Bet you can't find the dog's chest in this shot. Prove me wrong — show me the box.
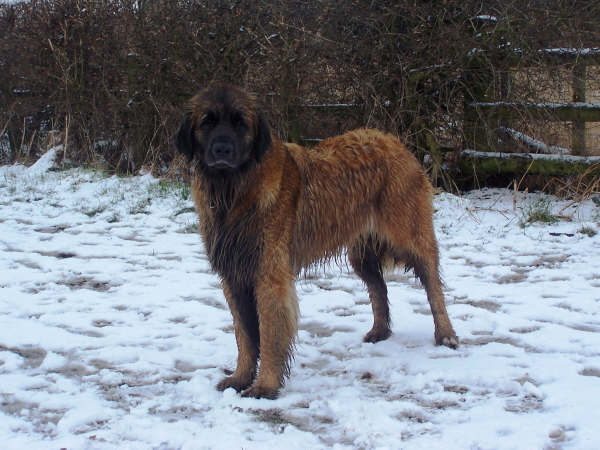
[203,208,263,286]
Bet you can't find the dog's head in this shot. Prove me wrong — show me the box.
[176,85,271,173]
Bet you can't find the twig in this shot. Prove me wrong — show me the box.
[63,114,69,166]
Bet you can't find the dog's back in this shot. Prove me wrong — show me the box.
[286,128,433,271]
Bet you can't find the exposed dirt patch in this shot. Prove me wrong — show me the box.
[15,259,42,270]
[553,302,583,312]
[457,299,502,312]
[444,385,469,394]
[504,393,543,413]
[464,258,489,269]
[0,345,47,368]
[34,224,69,234]
[169,316,187,324]
[461,336,543,353]
[37,250,77,259]
[513,374,540,386]
[530,254,569,268]
[579,367,600,377]
[0,394,64,437]
[246,407,336,436]
[471,330,494,336]
[148,404,210,422]
[51,362,96,378]
[156,254,182,261]
[567,323,600,333]
[313,280,355,294]
[58,325,104,338]
[397,409,430,423]
[510,326,541,334]
[186,296,227,310]
[174,360,210,373]
[300,321,354,338]
[57,276,115,292]
[92,319,113,328]
[497,272,528,284]
[117,232,151,243]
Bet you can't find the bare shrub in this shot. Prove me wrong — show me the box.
[1,0,599,179]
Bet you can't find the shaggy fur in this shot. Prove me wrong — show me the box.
[176,85,458,399]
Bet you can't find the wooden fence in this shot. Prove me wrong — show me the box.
[459,48,600,187]
[464,48,600,156]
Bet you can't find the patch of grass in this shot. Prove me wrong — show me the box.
[578,226,597,237]
[128,197,152,215]
[83,204,107,217]
[519,197,559,227]
[147,181,169,199]
[106,212,121,223]
[179,222,198,233]
[174,206,196,216]
[111,190,126,203]
[69,178,83,192]
[147,180,190,201]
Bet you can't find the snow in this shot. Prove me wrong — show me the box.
[497,127,569,155]
[26,146,61,175]
[542,48,600,56]
[474,15,498,22]
[1,158,600,449]
[470,101,600,110]
[462,148,600,164]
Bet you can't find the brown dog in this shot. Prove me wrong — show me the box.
[176,85,458,399]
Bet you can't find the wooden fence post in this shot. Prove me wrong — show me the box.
[463,57,494,151]
[572,62,587,155]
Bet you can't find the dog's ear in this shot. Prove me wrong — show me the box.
[175,113,195,162]
[254,113,272,161]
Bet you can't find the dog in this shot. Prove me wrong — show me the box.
[175,85,458,399]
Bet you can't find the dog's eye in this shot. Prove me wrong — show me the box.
[231,113,247,129]
[201,112,217,127]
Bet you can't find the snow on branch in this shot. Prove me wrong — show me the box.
[541,48,600,56]
[461,149,600,164]
[497,127,569,155]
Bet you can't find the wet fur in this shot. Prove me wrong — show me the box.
[176,85,458,399]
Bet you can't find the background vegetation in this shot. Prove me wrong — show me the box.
[1,0,599,186]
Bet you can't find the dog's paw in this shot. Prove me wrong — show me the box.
[436,332,459,349]
[363,326,392,343]
[241,384,279,399]
[216,375,252,393]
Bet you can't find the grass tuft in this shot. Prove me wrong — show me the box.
[147,181,190,201]
[519,197,559,227]
[578,226,597,237]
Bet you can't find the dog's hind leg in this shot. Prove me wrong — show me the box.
[378,172,458,348]
[349,238,392,343]
[216,282,260,392]
[402,241,458,348]
[386,223,459,348]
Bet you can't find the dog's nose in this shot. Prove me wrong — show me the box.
[212,142,233,160]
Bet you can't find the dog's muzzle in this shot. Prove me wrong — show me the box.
[208,138,237,169]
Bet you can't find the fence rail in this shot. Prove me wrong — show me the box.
[464,48,600,156]
[467,102,600,122]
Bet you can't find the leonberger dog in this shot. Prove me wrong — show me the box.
[176,85,458,399]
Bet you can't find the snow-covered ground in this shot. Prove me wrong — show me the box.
[1,152,599,449]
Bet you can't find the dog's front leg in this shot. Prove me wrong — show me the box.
[216,281,260,393]
[241,257,299,399]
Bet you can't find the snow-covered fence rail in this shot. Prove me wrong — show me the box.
[467,102,600,123]
[459,149,600,186]
[464,48,600,157]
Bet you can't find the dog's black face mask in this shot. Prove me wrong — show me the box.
[175,86,271,173]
